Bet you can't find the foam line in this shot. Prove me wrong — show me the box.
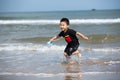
[0,44,119,52]
[0,72,119,77]
[0,18,120,25]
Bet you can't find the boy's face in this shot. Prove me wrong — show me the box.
[59,21,68,31]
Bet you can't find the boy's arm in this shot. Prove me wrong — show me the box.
[50,35,60,41]
[76,32,88,40]
[47,35,60,45]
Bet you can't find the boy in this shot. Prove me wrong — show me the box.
[48,18,88,62]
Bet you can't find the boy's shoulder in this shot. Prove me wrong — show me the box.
[68,28,76,32]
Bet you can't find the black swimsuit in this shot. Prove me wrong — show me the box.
[58,29,79,56]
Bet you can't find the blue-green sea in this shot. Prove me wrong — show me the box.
[0,10,120,80]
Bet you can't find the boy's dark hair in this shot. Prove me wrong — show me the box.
[60,18,70,25]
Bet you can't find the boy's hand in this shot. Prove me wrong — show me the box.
[47,41,53,45]
[84,36,88,40]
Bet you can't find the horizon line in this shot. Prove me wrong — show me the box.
[0,9,120,13]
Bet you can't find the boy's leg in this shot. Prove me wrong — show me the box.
[72,50,81,63]
[64,52,71,61]
[72,50,81,58]
[64,52,69,58]
[64,44,72,62]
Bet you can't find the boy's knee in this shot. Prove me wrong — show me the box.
[72,50,79,55]
[64,52,67,56]
[64,52,70,58]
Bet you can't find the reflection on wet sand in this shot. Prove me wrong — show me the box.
[65,75,81,80]
[61,61,82,80]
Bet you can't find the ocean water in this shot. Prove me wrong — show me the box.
[0,10,120,80]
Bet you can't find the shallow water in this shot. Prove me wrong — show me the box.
[0,44,120,80]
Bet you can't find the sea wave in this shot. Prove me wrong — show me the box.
[0,43,119,53]
[0,72,119,77]
[0,43,64,52]
[104,60,120,65]
[0,18,120,25]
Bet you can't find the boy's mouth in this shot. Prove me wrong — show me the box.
[60,28,64,31]
[61,28,68,32]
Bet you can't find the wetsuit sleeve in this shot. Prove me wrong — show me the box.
[70,29,77,35]
[58,31,63,37]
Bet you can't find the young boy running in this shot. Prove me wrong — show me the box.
[48,18,88,62]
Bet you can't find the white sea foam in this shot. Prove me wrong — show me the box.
[0,43,64,52]
[0,72,119,77]
[0,18,120,25]
[0,43,119,53]
[91,48,120,52]
[104,61,120,64]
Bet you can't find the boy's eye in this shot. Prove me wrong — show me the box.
[60,24,64,26]
[60,22,67,26]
